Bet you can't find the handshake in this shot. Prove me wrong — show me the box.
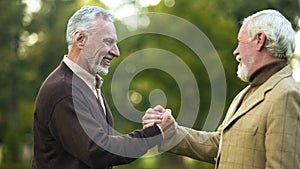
[142,105,178,137]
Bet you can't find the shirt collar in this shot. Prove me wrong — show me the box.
[63,55,103,89]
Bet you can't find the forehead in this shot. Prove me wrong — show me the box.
[92,18,117,38]
[237,23,248,40]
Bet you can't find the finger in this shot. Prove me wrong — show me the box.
[143,110,162,124]
[145,108,163,116]
[153,105,165,113]
[143,113,162,121]
[143,119,162,125]
[145,108,157,114]
[159,120,174,132]
[165,108,172,115]
[160,113,176,132]
[161,110,172,119]
[143,122,155,129]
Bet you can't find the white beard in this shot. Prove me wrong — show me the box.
[88,55,109,75]
[237,63,249,82]
[96,65,109,75]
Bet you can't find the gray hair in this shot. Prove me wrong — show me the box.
[66,6,114,51]
[243,9,296,59]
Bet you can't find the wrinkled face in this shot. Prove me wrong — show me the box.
[233,24,256,82]
[83,18,119,75]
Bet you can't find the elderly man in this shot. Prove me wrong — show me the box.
[144,9,300,169]
[32,6,175,169]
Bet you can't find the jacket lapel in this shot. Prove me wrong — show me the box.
[224,87,266,129]
[222,86,250,126]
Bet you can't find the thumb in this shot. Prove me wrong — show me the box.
[165,108,172,115]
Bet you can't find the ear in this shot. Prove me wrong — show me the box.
[74,31,87,49]
[256,33,266,51]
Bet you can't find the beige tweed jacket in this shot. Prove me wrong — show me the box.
[160,65,300,169]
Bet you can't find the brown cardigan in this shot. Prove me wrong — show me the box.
[32,62,162,169]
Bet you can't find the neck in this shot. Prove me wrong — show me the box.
[67,50,94,75]
[249,59,287,86]
[67,49,80,63]
[248,52,286,78]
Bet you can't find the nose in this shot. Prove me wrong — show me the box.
[109,44,120,57]
[233,47,238,57]
[233,46,242,62]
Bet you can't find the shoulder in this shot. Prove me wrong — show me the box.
[271,74,300,98]
[34,63,75,125]
[38,63,73,100]
[34,62,82,117]
[265,65,300,99]
[265,74,300,116]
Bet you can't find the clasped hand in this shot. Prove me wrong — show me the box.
[142,105,177,137]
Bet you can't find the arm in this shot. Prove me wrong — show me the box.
[49,96,162,168]
[160,125,220,163]
[143,105,220,163]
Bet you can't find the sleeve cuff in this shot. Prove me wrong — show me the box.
[155,124,164,140]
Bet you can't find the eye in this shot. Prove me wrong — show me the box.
[103,38,116,46]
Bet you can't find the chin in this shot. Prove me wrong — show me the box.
[237,65,249,82]
[101,70,109,75]
[96,66,109,75]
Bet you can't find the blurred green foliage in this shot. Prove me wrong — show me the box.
[0,0,299,169]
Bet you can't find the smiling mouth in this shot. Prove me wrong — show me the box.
[236,55,242,62]
[102,57,112,67]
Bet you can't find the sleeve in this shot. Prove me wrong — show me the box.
[265,88,300,169]
[159,125,220,163]
[48,95,162,168]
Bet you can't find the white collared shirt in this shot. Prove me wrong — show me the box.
[63,55,106,114]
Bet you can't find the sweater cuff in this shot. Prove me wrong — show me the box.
[142,125,163,148]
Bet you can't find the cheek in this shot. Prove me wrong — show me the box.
[97,55,107,66]
[239,45,248,54]
[95,45,110,56]
[84,44,97,56]
[95,55,102,63]
[239,47,252,62]
[86,39,105,52]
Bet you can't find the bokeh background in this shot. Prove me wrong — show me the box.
[0,0,299,169]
